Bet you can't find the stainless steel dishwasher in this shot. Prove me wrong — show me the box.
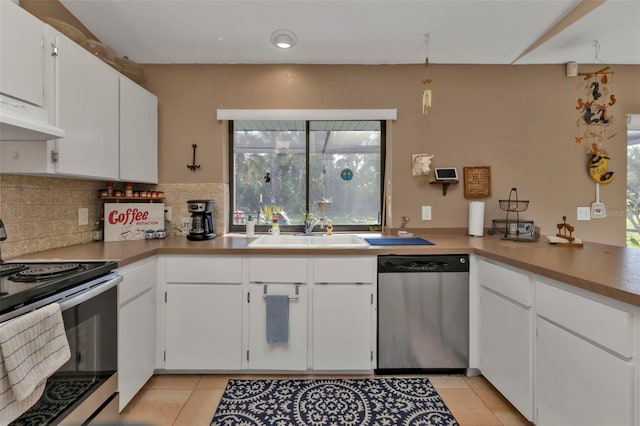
[376,255,469,373]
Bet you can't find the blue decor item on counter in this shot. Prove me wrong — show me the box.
[364,237,434,246]
[265,294,289,343]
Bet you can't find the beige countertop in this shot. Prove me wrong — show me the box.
[10,233,640,308]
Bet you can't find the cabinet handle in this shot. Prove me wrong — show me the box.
[51,43,58,57]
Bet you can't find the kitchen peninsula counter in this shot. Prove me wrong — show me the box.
[10,233,640,307]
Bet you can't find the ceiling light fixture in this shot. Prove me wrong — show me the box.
[271,29,297,49]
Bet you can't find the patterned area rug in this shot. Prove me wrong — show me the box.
[211,377,459,426]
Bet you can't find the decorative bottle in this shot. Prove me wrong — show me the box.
[270,214,280,236]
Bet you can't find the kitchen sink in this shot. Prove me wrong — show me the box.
[248,234,370,248]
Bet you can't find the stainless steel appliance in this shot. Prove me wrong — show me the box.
[0,261,121,425]
[186,199,216,241]
[376,255,469,374]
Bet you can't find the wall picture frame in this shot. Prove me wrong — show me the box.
[463,166,491,198]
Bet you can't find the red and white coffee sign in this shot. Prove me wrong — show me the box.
[104,203,164,242]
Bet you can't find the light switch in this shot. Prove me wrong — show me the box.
[577,206,591,221]
[78,207,89,226]
[421,206,432,221]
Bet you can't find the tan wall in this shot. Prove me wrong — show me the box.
[142,63,640,246]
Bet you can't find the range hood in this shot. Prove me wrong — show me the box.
[0,95,65,141]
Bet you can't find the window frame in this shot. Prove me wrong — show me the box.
[228,119,386,234]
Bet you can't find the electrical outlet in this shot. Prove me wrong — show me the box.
[78,207,89,226]
[421,206,432,221]
[164,206,172,222]
[577,206,591,221]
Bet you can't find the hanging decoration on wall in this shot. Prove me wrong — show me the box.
[340,167,353,181]
[573,41,616,184]
[186,144,200,171]
[421,33,432,115]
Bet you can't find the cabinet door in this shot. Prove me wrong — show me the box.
[479,288,532,420]
[53,30,119,179]
[0,0,45,107]
[118,288,154,410]
[312,285,372,370]
[165,284,242,370]
[119,76,158,183]
[248,284,307,370]
[535,317,634,426]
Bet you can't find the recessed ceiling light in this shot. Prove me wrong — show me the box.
[271,29,297,49]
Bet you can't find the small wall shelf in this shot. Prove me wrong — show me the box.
[430,179,459,196]
[99,197,165,203]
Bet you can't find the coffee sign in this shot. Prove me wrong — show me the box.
[104,203,164,242]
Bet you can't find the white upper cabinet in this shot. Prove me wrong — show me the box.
[119,76,158,183]
[0,0,64,140]
[0,0,44,107]
[52,28,120,179]
[0,9,157,181]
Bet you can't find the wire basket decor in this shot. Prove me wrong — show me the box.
[499,199,529,212]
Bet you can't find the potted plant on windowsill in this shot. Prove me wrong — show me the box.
[316,197,333,214]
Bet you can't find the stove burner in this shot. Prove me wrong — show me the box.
[0,263,28,277]
[10,263,84,282]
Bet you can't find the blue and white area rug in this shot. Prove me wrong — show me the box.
[210,377,459,426]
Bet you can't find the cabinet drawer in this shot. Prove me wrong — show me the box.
[478,259,531,307]
[165,256,242,284]
[118,258,156,305]
[248,257,307,283]
[313,257,375,283]
[536,280,633,358]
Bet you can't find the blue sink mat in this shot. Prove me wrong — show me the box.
[364,237,434,246]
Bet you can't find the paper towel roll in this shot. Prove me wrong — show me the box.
[468,201,485,237]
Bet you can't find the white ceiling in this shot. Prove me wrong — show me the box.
[59,0,640,65]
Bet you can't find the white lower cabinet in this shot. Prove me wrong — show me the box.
[479,288,532,420]
[162,256,243,370]
[311,256,376,371]
[312,284,373,370]
[165,283,243,369]
[478,260,533,420]
[535,316,634,426]
[117,258,156,411]
[478,258,639,426]
[157,255,376,373]
[534,279,635,426]
[248,283,308,370]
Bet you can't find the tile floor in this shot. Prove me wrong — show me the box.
[119,374,533,426]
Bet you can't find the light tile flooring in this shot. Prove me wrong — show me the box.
[119,374,533,426]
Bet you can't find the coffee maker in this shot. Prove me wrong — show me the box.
[186,200,216,240]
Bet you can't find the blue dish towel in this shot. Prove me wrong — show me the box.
[265,295,289,343]
[364,237,434,246]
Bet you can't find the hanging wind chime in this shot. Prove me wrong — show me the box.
[574,40,616,185]
[421,34,432,115]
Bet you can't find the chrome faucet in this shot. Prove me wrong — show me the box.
[303,217,325,235]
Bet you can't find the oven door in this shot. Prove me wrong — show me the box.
[6,273,122,426]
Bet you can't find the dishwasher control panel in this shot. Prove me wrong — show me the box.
[378,255,469,273]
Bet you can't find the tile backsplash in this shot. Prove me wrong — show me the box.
[156,182,227,237]
[0,175,103,259]
[0,175,228,259]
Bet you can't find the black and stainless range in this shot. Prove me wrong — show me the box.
[0,260,122,425]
